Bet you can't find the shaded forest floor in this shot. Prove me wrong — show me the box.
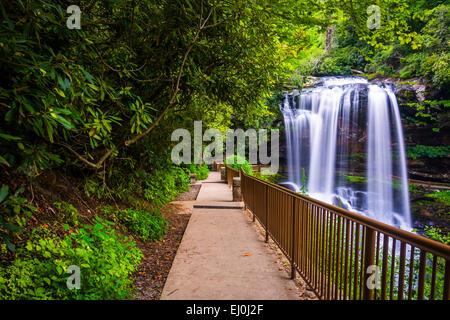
[0,168,199,299]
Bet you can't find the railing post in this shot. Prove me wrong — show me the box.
[220,166,226,181]
[252,176,255,221]
[417,250,427,300]
[265,184,269,243]
[242,171,246,210]
[232,177,242,202]
[252,175,255,222]
[291,197,296,279]
[362,227,376,300]
[444,259,450,300]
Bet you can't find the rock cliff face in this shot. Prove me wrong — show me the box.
[391,78,449,183]
[375,77,429,103]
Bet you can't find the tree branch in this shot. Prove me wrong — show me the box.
[57,142,101,168]
[60,5,219,169]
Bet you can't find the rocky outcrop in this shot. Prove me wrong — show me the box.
[368,77,432,104]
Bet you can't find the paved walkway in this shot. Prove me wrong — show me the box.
[160,171,299,300]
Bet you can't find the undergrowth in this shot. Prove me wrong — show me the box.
[0,163,208,299]
[0,217,143,300]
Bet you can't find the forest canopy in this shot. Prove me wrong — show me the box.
[0,0,302,173]
[1,0,448,174]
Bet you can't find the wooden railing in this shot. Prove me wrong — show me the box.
[239,168,450,300]
[226,166,240,187]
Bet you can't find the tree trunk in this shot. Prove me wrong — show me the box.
[325,25,336,52]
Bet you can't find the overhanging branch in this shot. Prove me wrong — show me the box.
[59,5,219,169]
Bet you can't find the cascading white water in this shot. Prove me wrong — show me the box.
[280,77,412,229]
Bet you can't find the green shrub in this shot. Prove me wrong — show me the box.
[423,52,450,86]
[408,183,422,195]
[316,46,363,76]
[0,185,36,251]
[225,155,252,174]
[426,190,450,206]
[0,216,143,299]
[196,164,210,180]
[139,167,190,207]
[406,145,450,160]
[83,165,191,207]
[423,226,450,245]
[173,166,192,188]
[102,206,167,242]
[184,164,210,180]
[253,171,281,184]
[399,52,426,78]
[53,201,79,227]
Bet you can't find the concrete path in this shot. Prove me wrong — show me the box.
[160,171,300,300]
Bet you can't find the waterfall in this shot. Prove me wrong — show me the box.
[280,77,411,230]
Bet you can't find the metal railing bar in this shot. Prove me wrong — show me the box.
[234,166,450,300]
[238,168,450,259]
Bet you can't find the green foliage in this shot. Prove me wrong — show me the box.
[286,26,326,77]
[0,216,143,299]
[53,201,79,227]
[406,145,450,160]
[364,46,398,76]
[299,168,308,195]
[314,217,448,300]
[0,0,447,176]
[381,246,447,300]
[101,206,167,242]
[426,190,450,206]
[253,171,281,184]
[84,164,190,208]
[139,167,190,207]
[344,175,367,184]
[184,164,209,181]
[423,225,450,244]
[317,46,364,76]
[291,1,450,95]
[405,99,449,133]
[408,183,421,195]
[0,185,36,251]
[349,153,367,161]
[367,3,449,87]
[0,0,302,173]
[225,155,253,175]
